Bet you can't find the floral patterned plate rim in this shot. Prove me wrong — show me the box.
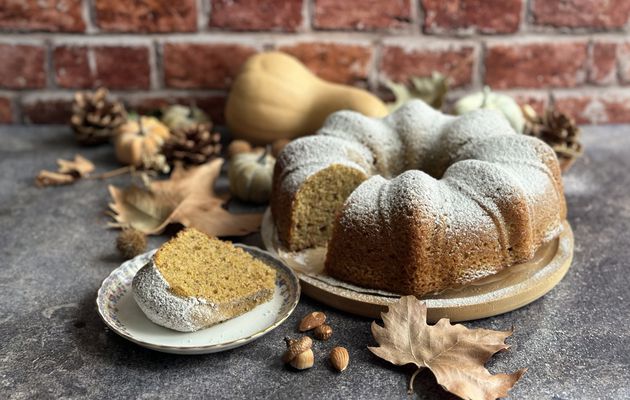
[96,244,300,354]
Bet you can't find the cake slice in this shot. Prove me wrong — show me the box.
[133,228,276,332]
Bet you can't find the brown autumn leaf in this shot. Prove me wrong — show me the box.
[35,170,76,187]
[368,296,526,400]
[56,154,95,177]
[108,158,262,236]
[35,154,95,187]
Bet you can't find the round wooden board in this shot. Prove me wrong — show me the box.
[261,209,574,321]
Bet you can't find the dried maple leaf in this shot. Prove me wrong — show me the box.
[108,158,262,237]
[35,154,95,187]
[368,296,526,400]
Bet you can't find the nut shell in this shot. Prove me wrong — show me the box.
[227,140,252,158]
[299,311,326,332]
[282,336,312,363]
[289,348,314,370]
[313,324,333,341]
[271,139,290,158]
[330,347,349,372]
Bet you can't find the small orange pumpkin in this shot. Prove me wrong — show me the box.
[114,117,170,167]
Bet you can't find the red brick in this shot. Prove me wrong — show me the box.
[602,96,630,123]
[278,43,372,84]
[0,44,46,89]
[588,42,617,85]
[94,0,197,32]
[422,0,522,34]
[554,92,630,124]
[54,46,91,89]
[532,0,630,29]
[210,0,303,32]
[163,43,256,89]
[618,43,630,84]
[0,0,85,32]
[21,98,73,124]
[313,0,411,30]
[95,47,151,89]
[126,94,228,124]
[380,45,475,88]
[54,46,151,90]
[485,42,588,89]
[0,97,12,123]
[553,96,593,124]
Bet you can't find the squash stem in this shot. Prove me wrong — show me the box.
[481,86,491,108]
[258,145,271,164]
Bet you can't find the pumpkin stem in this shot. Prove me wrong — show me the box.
[138,116,145,137]
[258,145,271,164]
[481,86,491,108]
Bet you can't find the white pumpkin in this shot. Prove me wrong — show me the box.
[454,87,525,133]
[228,149,275,204]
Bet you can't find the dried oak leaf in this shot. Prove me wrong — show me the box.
[56,154,95,177]
[368,296,526,400]
[35,170,76,187]
[108,158,262,236]
[35,154,95,187]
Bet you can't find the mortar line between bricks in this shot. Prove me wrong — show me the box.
[1,31,629,44]
[18,88,229,99]
[148,41,160,90]
[473,41,485,90]
[301,0,313,33]
[367,38,383,91]
[197,0,210,33]
[44,39,55,90]
[14,86,630,101]
[409,0,421,35]
[5,92,21,124]
[82,0,98,34]
[521,0,531,34]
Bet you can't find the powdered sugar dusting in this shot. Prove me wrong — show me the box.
[133,261,224,332]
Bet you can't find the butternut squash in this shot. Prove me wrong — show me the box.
[225,51,388,145]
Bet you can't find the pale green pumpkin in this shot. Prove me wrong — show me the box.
[454,87,524,133]
[228,149,275,204]
[161,105,210,131]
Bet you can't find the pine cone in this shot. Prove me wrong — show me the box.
[70,88,127,145]
[523,106,583,172]
[162,123,222,166]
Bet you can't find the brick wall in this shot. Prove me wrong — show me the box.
[1,0,630,125]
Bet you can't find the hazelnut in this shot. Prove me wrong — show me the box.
[271,139,290,158]
[227,140,252,158]
[313,324,333,341]
[329,346,349,372]
[299,311,326,332]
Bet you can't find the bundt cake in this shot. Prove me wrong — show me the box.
[271,100,566,296]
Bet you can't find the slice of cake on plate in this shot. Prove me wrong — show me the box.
[133,228,276,332]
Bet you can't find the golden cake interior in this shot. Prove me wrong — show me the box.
[289,165,367,251]
[154,228,276,303]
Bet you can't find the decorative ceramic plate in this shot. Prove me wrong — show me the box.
[261,208,574,322]
[96,244,300,354]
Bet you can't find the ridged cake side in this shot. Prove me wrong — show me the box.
[271,100,567,296]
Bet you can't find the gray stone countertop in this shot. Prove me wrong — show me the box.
[0,125,628,400]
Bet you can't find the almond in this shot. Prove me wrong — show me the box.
[298,311,326,332]
[330,346,349,372]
